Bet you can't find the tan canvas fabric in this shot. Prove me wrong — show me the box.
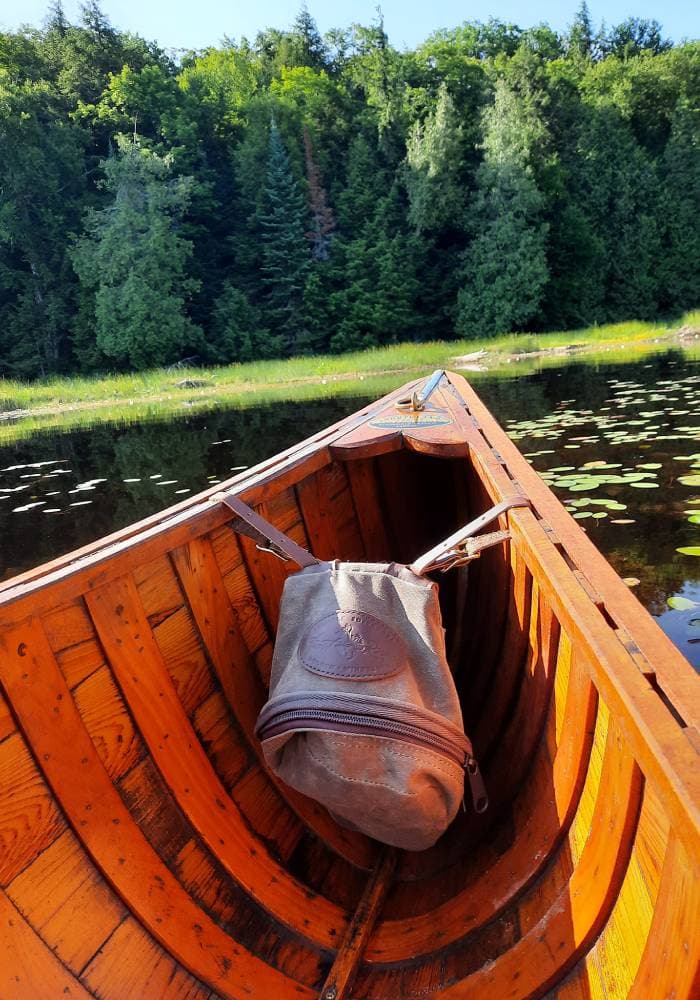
[256,561,470,851]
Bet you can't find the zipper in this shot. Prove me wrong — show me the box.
[256,706,489,813]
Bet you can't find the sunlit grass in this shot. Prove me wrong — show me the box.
[0,312,697,436]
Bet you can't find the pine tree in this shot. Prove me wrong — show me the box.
[258,120,311,351]
[71,138,201,368]
[335,134,386,235]
[45,0,69,35]
[573,107,661,321]
[457,79,549,337]
[0,80,85,376]
[303,127,335,261]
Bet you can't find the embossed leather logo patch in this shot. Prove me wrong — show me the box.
[299,610,406,680]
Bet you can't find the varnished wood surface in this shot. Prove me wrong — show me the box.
[0,371,697,999]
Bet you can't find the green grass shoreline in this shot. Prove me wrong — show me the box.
[1,314,698,447]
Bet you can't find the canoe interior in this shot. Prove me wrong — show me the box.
[0,373,697,999]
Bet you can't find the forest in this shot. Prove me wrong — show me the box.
[0,1,698,378]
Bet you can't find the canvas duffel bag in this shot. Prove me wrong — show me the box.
[220,493,528,851]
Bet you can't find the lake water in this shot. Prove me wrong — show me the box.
[1,349,698,668]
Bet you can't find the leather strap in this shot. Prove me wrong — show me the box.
[216,493,530,576]
[215,494,320,568]
[410,496,530,576]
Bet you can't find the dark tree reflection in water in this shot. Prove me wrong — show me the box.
[0,350,698,668]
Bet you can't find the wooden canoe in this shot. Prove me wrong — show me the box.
[0,371,697,1000]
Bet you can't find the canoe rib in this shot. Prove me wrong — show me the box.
[0,618,314,998]
[85,574,350,950]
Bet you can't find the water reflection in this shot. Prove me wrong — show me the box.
[0,400,367,581]
[0,350,698,668]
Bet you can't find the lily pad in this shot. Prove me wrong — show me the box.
[622,578,640,587]
[667,595,699,611]
[688,514,700,525]
[676,547,700,557]
[678,475,700,487]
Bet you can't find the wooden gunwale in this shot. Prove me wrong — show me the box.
[449,372,699,729]
[439,375,699,855]
[0,378,421,602]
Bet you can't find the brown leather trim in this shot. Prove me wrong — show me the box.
[218,494,320,568]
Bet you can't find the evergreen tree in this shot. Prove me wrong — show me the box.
[0,10,696,376]
[45,1,69,35]
[406,83,465,234]
[292,6,328,70]
[335,134,386,235]
[568,1,595,59]
[574,107,661,320]
[0,80,86,376]
[457,79,549,337]
[209,283,276,362]
[657,100,700,311]
[71,138,200,368]
[331,182,423,351]
[257,120,310,351]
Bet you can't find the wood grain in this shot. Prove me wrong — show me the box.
[0,616,314,998]
[86,575,349,948]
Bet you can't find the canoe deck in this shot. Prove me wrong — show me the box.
[0,372,697,999]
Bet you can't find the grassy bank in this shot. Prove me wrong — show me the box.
[0,314,697,437]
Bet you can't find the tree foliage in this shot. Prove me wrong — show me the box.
[71,138,200,368]
[0,3,697,375]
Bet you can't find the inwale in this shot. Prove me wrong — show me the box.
[0,371,697,999]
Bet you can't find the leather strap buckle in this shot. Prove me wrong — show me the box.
[411,496,531,576]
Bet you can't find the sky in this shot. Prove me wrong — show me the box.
[2,0,698,53]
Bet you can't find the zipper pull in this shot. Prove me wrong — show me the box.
[464,755,489,813]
